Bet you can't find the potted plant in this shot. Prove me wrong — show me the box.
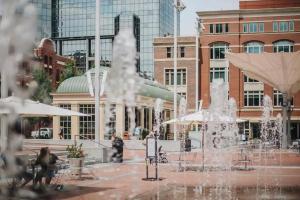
[66,143,85,176]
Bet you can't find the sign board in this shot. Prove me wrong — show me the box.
[146,137,156,158]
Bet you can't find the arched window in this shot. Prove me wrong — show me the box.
[210,43,229,59]
[244,42,264,54]
[273,40,294,53]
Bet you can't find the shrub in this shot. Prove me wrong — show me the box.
[66,143,84,158]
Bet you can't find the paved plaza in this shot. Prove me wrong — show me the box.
[27,148,300,200]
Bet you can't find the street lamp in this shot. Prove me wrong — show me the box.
[95,0,101,144]
[173,0,185,141]
[195,18,205,112]
[195,17,204,132]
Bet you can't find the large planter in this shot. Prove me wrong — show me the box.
[68,157,84,177]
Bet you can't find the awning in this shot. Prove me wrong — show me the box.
[226,51,300,98]
[163,110,247,124]
[0,96,88,117]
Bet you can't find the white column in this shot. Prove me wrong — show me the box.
[52,103,60,140]
[100,103,105,140]
[149,108,153,132]
[116,104,125,138]
[71,104,79,139]
[140,107,145,129]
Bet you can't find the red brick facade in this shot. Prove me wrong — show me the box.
[153,36,199,112]
[154,0,300,139]
[197,1,300,138]
[34,38,73,89]
[240,0,300,9]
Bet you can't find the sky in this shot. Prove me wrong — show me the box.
[180,0,239,36]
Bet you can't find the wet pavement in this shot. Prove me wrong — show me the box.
[26,149,300,200]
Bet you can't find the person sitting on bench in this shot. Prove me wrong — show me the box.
[33,147,59,189]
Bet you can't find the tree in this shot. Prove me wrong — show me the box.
[59,61,81,84]
[32,68,52,104]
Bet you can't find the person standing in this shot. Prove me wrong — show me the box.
[111,133,124,163]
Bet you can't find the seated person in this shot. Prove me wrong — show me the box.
[34,147,59,188]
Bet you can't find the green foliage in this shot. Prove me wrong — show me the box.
[141,128,149,140]
[66,143,84,158]
[32,68,52,104]
[59,61,81,84]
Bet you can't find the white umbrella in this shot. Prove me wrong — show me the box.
[0,96,88,117]
[163,110,246,171]
[226,51,300,98]
[163,110,246,124]
[226,51,300,148]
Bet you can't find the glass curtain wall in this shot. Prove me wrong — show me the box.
[52,0,175,76]
[30,0,52,41]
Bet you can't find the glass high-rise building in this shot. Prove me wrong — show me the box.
[30,0,52,41]
[49,0,177,77]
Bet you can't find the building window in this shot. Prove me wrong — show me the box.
[180,47,185,58]
[249,23,258,33]
[165,69,174,85]
[178,92,186,99]
[210,43,228,59]
[244,75,259,83]
[244,42,264,54]
[167,47,172,58]
[273,90,294,107]
[225,24,229,33]
[273,40,294,53]
[289,21,294,31]
[243,24,248,33]
[215,24,223,33]
[210,67,228,82]
[273,22,278,32]
[273,90,283,107]
[60,104,71,139]
[279,21,289,32]
[244,91,263,107]
[259,23,264,32]
[79,104,95,140]
[210,24,214,33]
[274,21,294,32]
[165,69,186,86]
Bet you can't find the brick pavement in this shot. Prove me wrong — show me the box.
[37,149,300,200]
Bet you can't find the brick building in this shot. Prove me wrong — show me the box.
[199,0,300,139]
[154,0,300,140]
[153,36,199,113]
[34,38,73,89]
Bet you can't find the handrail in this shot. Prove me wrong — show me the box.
[74,135,111,148]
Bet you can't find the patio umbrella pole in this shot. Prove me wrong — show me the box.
[202,124,205,171]
[287,98,292,146]
[282,93,288,149]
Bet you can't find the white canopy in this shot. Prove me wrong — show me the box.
[0,96,88,117]
[226,51,300,98]
[163,110,246,125]
[226,51,300,148]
